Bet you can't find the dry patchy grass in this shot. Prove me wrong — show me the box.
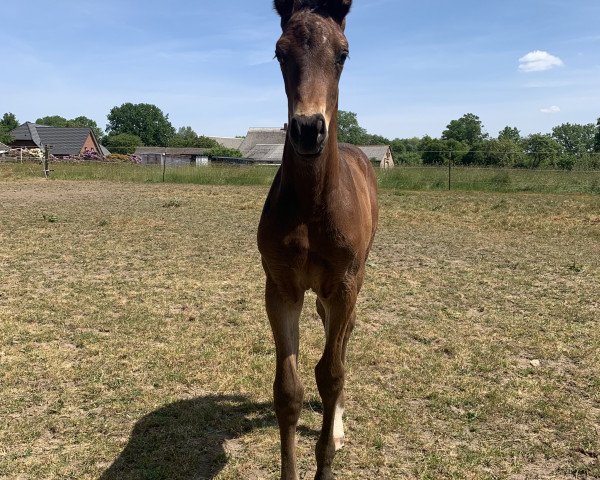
[0,180,598,479]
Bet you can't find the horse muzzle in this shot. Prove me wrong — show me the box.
[289,114,327,157]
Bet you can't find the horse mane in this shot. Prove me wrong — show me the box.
[274,0,351,25]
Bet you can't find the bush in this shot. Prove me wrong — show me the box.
[103,133,143,155]
[573,153,600,170]
[396,152,422,165]
[208,146,242,158]
[556,155,575,171]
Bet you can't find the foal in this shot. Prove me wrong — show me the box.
[257,1,378,478]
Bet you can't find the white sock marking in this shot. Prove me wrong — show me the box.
[333,404,345,450]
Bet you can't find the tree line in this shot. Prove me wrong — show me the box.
[338,111,600,170]
[2,105,600,169]
[0,105,241,157]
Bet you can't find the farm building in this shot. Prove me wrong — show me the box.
[246,144,285,165]
[0,142,10,157]
[134,147,210,166]
[358,145,395,168]
[208,137,244,151]
[9,122,104,158]
[100,145,111,157]
[229,125,394,167]
[238,126,287,156]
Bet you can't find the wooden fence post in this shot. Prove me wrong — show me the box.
[43,145,50,178]
[448,149,452,191]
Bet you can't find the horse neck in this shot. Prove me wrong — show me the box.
[280,111,340,209]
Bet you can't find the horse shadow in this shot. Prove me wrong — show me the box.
[100,394,320,480]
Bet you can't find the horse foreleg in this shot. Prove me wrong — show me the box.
[266,276,304,480]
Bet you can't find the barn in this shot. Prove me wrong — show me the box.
[233,125,394,168]
[358,145,395,169]
[9,122,103,158]
[246,144,285,165]
[238,127,288,156]
[134,147,211,166]
[208,137,244,151]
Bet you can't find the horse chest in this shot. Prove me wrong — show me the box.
[261,220,356,296]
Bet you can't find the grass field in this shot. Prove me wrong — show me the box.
[0,178,599,479]
[2,159,600,194]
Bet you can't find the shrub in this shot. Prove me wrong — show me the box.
[208,146,242,158]
[103,133,143,155]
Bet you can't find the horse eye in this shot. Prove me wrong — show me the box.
[275,51,286,65]
[336,51,349,66]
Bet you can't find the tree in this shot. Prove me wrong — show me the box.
[103,133,143,155]
[0,112,19,144]
[390,137,423,165]
[498,126,521,143]
[337,110,369,144]
[36,115,69,127]
[522,134,562,168]
[106,103,175,147]
[388,139,405,163]
[442,113,488,146]
[362,133,390,146]
[169,126,199,148]
[420,137,468,165]
[169,126,219,149]
[466,139,526,167]
[36,115,104,141]
[1,112,19,132]
[594,118,600,152]
[551,123,595,156]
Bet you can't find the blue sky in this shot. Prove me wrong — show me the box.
[1,0,599,139]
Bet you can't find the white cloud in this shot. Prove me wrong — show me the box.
[519,51,564,72]
[540,105,561,114]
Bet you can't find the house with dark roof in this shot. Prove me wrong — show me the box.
[10,122,104,158]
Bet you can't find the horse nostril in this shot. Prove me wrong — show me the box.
[290,114,327,154]
[317,118,324,135]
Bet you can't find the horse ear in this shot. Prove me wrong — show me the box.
[274,0,295,27]
[324,0,352,26]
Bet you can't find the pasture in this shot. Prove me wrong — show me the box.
[2,160,600,194]
[0,178,598,479]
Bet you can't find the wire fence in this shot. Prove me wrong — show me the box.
[1,153,599,194]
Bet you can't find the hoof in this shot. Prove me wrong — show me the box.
[314,469,335,480]
[334,435,345,451]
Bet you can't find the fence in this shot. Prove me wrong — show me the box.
[378,165,600,194]
[1,155,599,194]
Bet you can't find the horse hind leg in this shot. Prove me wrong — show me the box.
[316,296,329,334]
[314,292,357,480]
[316,296,351,452]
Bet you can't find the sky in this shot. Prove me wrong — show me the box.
[1,0,599,139]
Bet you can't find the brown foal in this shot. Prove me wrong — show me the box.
[257,1,378,479]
